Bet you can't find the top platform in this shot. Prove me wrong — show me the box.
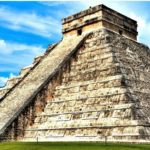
[62,4,138,40]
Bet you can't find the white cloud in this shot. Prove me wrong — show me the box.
[9,73,16,78]
[40,1,67,7]
[0,39,46,80]
[0,6,61,38]
[0,73,16,87]
[0,76,8,87]
[0,39,45,87]
[0,39,45,55]
[129,13,150,45]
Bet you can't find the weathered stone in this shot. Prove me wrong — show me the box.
[0,4,150,143]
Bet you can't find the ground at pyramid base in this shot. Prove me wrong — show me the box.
[0,4,150,143]
[0,142,150,150]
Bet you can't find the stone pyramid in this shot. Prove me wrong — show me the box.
[0,5,150,143]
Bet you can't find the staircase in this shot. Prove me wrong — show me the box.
[0,33,88,137]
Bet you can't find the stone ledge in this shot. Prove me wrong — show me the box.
[41,103,135,117]
[62,5,136,25]
[56,74,123,90]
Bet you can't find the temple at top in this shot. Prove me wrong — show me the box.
[62,4,138,40]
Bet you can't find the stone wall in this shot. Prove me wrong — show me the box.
[0,28,150,142]
[0,33,88,140]
[1,3,150,143]
[62,5,137,40]
[0,55,42,100]
[110,31,150,140]
[19,29,150,142]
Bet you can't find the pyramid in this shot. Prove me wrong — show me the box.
[0,5,150,143]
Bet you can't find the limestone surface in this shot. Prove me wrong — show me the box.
[0,4,150,143]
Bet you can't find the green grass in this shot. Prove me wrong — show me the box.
[0,142,150,150]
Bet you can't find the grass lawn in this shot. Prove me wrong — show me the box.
[0,142,150,150]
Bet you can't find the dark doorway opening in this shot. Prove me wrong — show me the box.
[77,28,82,36]
[119,30,123,35]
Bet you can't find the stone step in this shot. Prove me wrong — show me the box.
[44,102,135,115]
[62,64,120,84]
[20,64,34,77]
[55,80,123,96]
[78,44,113,55]
[0,88,10,99]
[70,56,114,72]
[48,93,127,105]
[52,87,127,103]
[62,63,123,83]
[112,133,140,137]
[23,125,144,138]
[0,33,89,135]
[76,51,114,64]
[26,119,147,131]
[56,74,123,90]
[33,54,44,64]
[0,76,22,100]
[6,76,22,88]
[65,62,121,77]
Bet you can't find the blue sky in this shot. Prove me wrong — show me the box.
[0,0,150,87]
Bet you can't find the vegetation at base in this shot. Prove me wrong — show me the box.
[0,142,150,150]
